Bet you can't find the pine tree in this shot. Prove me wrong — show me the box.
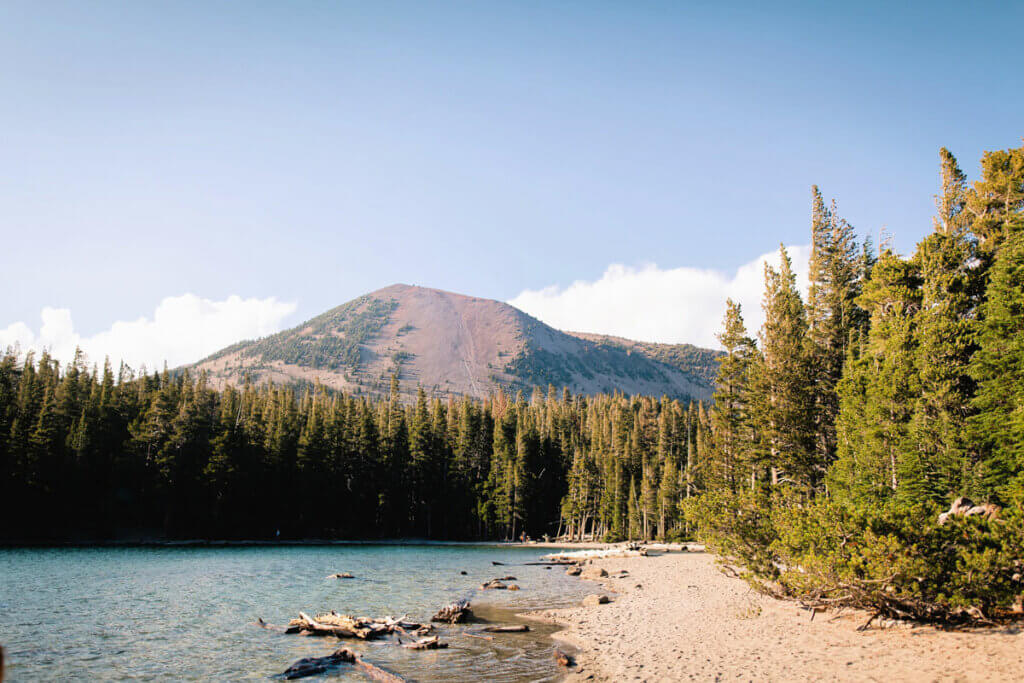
[830,250,921,504]
[910,149,983,502]
[969,225,1024,502]
[966,144,1024,255]
[708,300,758,493]
[755,246,816,491]
[805,188,864,472]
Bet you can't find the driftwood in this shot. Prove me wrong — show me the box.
[254,617,290,633]
[432,599,472,624]
[481,624,530,633]
[553,648,575,668]
[491,561,506,566]
[327,572,355,579]
[401,634,448,650]
[937,496,1001,525]
[284,612,418,639]
[464,632,494,641]
[279,647,404,681]
[291,612,358,638]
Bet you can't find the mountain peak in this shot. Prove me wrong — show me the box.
[193,284,718,401]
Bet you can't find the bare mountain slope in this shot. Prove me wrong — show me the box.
[192,284,718,401]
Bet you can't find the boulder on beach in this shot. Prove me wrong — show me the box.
[580,567,608,580]
[583,594,610,606]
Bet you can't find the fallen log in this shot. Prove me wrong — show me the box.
[464,632,494,641]
[481,624,530,633]
[432,599,472,624]
[937,496,1001,525]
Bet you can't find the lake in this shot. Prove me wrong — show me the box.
[0,544,589,681]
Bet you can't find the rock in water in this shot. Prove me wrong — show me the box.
[553,648,575,668]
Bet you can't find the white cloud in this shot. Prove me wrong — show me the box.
[509,245,811,349]
[0,294,297,371]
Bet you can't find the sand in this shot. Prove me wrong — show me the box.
[526,552,1024,682]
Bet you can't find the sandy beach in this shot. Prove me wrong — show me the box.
[527,552,1024,682]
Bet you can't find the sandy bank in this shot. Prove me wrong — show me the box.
[526,552,1024,682]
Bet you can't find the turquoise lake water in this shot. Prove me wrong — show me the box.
[0,544,589,681]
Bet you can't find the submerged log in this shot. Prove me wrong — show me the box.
[279,647,405,682]
[482,624,530,633]
[254,617,290,633]
[281,647,356,679]
[432,599,472,624]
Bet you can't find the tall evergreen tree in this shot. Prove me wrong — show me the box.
[755,246,816,491]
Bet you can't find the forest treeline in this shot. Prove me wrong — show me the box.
[0,350,711,541]
[694,144,1024,623]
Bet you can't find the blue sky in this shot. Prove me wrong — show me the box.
[2,1,1021,365]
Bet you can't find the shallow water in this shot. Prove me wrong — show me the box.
[0,544,587,681]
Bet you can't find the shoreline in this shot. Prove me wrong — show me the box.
[0,538,617,549]
[527,552,1024,681]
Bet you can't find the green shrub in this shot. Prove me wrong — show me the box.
[694,491,1024,623]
